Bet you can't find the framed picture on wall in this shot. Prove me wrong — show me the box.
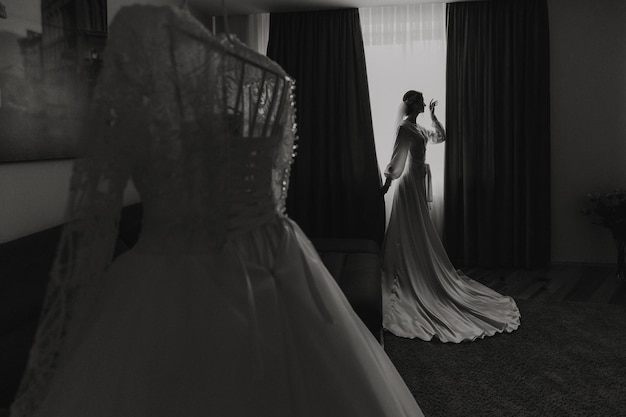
[0,0,107,162]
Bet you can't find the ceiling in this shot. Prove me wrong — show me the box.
[189,0,461,15]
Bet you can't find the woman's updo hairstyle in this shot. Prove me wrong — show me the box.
[402,90,423,115]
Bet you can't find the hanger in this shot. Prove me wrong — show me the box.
[217,0,286,80]
[170,0,288,81]
[222,0,235,46]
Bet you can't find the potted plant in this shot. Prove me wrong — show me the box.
[582,189,626,280]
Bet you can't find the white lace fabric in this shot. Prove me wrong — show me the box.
[10,5,297,416]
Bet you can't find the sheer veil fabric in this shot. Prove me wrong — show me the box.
[10,5,424,417]
[382,119,521,343]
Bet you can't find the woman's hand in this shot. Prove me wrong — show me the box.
[381,177,392,195]
[429,99,438,119]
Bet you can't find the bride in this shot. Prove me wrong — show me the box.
[381,90,520,343]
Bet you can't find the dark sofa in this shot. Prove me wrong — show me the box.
[0,203,382,410]
[309,237,383,342]
[0,203,144,410]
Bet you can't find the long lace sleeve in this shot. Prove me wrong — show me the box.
[424,118,446,144]
[9,10,148,417]
[384,125,412,180]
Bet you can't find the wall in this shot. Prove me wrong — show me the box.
[548,0,626,264]
[0,161,70,243]
[0,161,138,244]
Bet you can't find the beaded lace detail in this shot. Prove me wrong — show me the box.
[10,5,297,416]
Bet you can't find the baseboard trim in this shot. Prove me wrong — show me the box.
[551,261,614,268]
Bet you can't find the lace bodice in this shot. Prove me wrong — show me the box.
[10,5,297,416]
[102,5,297,245]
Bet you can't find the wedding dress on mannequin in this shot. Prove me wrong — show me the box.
[9,5,424,417]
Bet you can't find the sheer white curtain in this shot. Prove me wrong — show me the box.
[360,4,447,235]
[247,13,270,54]
[214,14,269,55]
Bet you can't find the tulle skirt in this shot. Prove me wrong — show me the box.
[27,217,423,417]
[382,163,520,343]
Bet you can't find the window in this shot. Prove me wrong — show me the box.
[360,4,447,233]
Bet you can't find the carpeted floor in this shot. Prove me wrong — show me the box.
[2,299,624,417]
[384,298,626,417]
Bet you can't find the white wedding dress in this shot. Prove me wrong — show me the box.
[382,119,520,342]
[9,5,424,417]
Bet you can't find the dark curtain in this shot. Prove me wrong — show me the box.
[444,0,551,268]
[267,9,385,245]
